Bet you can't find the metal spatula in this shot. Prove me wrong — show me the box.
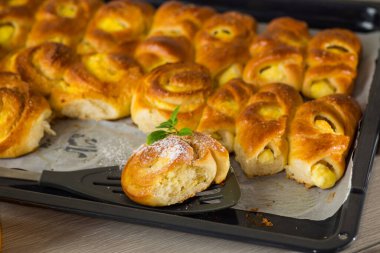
[0,166,240,214]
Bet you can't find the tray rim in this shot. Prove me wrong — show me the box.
[1,0,380,252]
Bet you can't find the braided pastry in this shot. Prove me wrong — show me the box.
[287,94,361,189]
[302,29,361,98]
[11,42,77,96]
[77,0,154,56]
[234,83,303,177]
[50,52,143,120]
[26,0,101,48]
[131,62,212,133]
[121,132,229,206]
[0,72,53,158]
[197,79,255,152]
[194,11,256,85]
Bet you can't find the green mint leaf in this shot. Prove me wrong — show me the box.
[156,120,173,129]
[170,106,180,126]
[177,128,193,136]
[146,130,169,145]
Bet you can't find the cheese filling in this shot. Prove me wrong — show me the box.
[0,24,15,46]
[218,63,243,86]
[56,4,78,18]
[310,79,336,98]
[258,148,274,164]
[259,105,283,120]
[311,162,337,189]
[98,18,130,32]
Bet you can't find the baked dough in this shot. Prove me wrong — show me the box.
[197,78,255,152]
[234,83,303,177]
[287,94,361,189]
[131,62,212,133]
[0,72,53,158]
[121,132,229,206]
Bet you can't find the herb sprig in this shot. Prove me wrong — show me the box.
[146,106,193,145]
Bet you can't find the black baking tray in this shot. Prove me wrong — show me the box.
[1,0,380,252]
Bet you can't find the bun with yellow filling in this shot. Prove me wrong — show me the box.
[197,78,255,152]
[0,72,53,158]
[287,94,361,189]
[234,83,303,177]
[131,62,212,133]
[121,132,229,207]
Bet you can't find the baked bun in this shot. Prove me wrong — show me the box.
[234,83,303,177]
[149,1,215,40]
[194,11,256,85]
[121,132,230,206]
[131,62,212,133]
[287,94,361,189]
[50,52,143,120]
[134,35,194,73]
[302,29,361,98]
[77,0,154,55]
[26,0,101,48]
[0,72,53,158]
[0,0,43,57]
[197,79,255,152]
[243,46,304,90]
[11,42,77,96]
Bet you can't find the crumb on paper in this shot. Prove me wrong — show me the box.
[326,192,336,203]
[245,213,274,227]
[249,208,259,212]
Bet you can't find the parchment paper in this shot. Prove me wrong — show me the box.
[0,31,378,221]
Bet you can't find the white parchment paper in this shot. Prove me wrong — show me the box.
[0,32,378,221]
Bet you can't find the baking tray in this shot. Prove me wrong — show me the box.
[1,0,380,252]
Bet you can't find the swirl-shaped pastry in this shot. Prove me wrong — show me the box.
[234,83,303,177]
[50,52,143,120]
[77,0,154,56]
[287,94,361,189]
[243,46,304,90]
[0,72,53,158]
[134,35,194,73]
[149,1,215,40]
[131,62,212,133]
[26,0,101,48]
[197,79,255,152]
[0,0,43,57]
[11,42,77,96]
[194,11,256,85]
[121,132,230,206]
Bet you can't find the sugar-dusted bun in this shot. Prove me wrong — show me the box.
[287,94,361,189]
[307,28,361,69]
[243,46,304,90]
[77,0,154,55]
[134,35,194,73]
[149,1,215,40]
[0,72,53,158]
[131,62,212,133]
[121,132,230,206]
[26,0,101,48]
[197,79,255,152]
[50,52,143,120]
[195,11,256,85]
[0,0,43,57]
[234,83,303,177]
[12,42,77,96]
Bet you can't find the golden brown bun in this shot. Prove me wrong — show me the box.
[131,62,212,133]
[243,46,304,90]
[149,1,215,40]
[197,79,256,152]
[50,52,143,120]
[12,42,77,96]
[26,0,101,48]
[287,94,361,189]
[302,64,357,99]
[134,35,194,73]
[307,28,361,69]
[121,132,230,207]
[234,83,303,177]
[0,72,53,158]
[77,0,154,55]
[194,11,256,84]
[0,0,43,57]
